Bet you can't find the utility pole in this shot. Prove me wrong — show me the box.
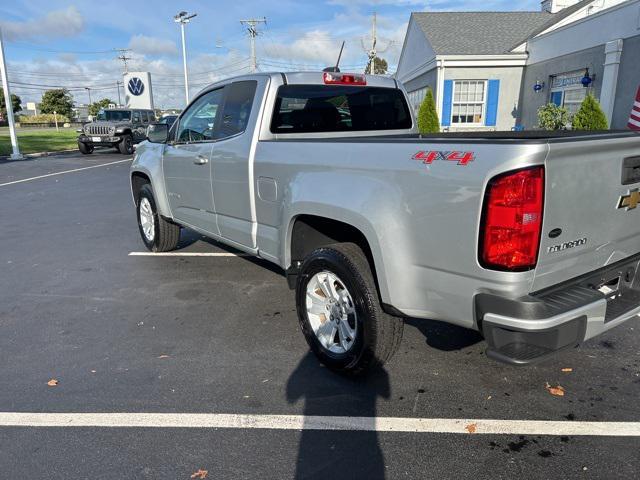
[240,17,266,73]
[174,11,197,105]
[115,48,132,74]
[0,27,22,160]
[85,87,92,106]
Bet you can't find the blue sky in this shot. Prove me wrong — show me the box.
[0,0,541,108]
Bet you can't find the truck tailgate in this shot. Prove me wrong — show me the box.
[532,135,640,292]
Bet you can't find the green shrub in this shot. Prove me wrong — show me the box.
[18,113,70,124]
[572,93,608,130]
[537,103,569,130]
[417,88,440,134]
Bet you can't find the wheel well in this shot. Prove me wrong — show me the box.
[131,172,150,205]
[288,215,377,285]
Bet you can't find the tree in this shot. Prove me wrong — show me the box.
[537,103,569,130]
[89,98,115,117]
[372,57,388,75]
[572,93,608,130]
[40,89,73,118]
[417,88,440,134]
[0,93,22,119]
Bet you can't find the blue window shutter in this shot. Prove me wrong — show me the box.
[441,80,453,127]
[485,80,500,127]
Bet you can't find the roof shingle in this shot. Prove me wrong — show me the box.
[412,1,593,55]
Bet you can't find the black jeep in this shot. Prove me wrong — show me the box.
[77,108,155,155]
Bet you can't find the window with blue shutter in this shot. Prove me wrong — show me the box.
[441,80,453,127]
[485,79,500,127]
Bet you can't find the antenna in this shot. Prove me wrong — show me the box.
[323,41,345,73]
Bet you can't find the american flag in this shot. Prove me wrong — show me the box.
[629,85,640,131]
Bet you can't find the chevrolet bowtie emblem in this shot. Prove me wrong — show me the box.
[618,189,640,210]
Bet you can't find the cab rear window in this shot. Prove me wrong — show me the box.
[270,85,412,134]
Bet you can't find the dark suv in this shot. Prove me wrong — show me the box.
[77,108,155,155]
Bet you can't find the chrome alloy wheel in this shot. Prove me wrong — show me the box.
[305,271,358,354]
[139,197,155,242]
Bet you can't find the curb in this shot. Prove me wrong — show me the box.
[0,149,78,162]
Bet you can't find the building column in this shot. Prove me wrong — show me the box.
[436,58,445,126]
[600,39,623,125]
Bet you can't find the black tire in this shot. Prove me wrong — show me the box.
[118,134,134,155]
[78,141,93,154]
[295,242,404,376]
[136,184,180,252]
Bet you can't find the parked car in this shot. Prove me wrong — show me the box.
[159,114,178,128]
[130,71,640,375]
[77,108,155,155]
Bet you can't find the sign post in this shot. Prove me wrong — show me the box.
[0,27,22,160]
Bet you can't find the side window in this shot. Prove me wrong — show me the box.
[132,111,141,123]
[218,81,257,139]
[176,88,225,143]
[141,111,148,123]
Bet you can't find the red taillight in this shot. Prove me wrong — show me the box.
[480,166,544,271]
[323,72,367,85]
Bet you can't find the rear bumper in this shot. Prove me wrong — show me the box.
[476,252,640,365]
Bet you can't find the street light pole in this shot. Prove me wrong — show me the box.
[85,87,92,105]
[174,11,197,105]
[0,27,22,160]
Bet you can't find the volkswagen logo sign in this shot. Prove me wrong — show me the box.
[128,77,145,96]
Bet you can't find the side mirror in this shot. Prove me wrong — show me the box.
[146,123,169,143]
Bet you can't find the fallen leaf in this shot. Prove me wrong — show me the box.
[465,423,477,433]
[47,379,58,386]
[545,382,565,396]
[561,368,573,373]
[157,355,170,359]
[190,469,208,479]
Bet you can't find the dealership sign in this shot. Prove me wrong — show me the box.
[123,72,154,110]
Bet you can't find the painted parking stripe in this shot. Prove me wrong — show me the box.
[0,412,639,436]
[128,251,249,257]
[0,158,132,187]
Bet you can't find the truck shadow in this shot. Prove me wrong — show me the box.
[405,317,483,351]
[286,353,390,480]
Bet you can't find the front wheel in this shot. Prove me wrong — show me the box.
[295,243,403,376]
[78,141,93,154]
[118,134,134,155]
[136,184,180,252]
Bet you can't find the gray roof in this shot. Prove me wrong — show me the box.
[412,1,593,55]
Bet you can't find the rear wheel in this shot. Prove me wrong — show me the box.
[78,141,93,154]
[295,242,403,376]
[118,134,134,155]
[136,184,180,252]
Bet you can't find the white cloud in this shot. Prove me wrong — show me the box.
[0,6,84,41]
[128,34,178,56]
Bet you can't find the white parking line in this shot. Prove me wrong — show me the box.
[0,158,132,187]
[0,412,638,436]
[128,251,249,257]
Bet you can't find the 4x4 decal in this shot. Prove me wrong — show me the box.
[412,150,475,166]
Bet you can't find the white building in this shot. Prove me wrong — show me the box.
[395,0,638,130]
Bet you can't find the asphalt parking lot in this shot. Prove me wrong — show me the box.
[0,151,639,479]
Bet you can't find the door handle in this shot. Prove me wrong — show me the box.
[194,155,209,165]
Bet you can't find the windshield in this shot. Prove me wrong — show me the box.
[97,110,131,121]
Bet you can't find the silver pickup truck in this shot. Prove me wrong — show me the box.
[130,71,640,375]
